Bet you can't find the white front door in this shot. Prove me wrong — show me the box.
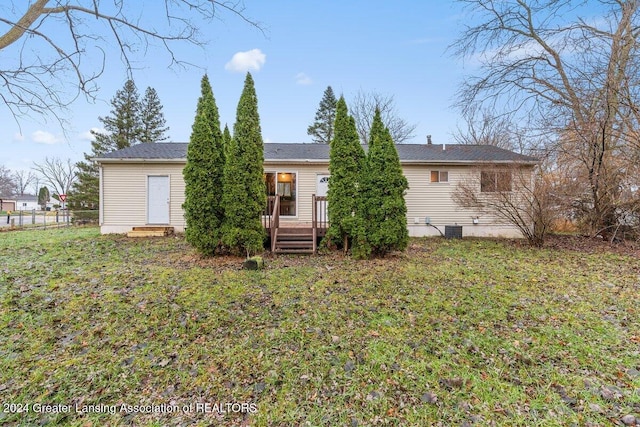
[316,174,330,197]
[147,176,170,224]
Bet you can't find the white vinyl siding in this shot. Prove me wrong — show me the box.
[405,165,475,226]
[403,164,527,237]
[100,159,531,238]
[101,163,185,232]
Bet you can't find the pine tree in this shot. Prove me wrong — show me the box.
[307,86,337,144]
[37,186,50,210]
[222,124,232,159]
[182,75,225,256]
[221,73,266,256]
[71,79,143,208]
[139,87,170,143]
[359,108,409,256]
[325,96,366,251]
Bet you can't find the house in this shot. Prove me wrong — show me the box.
[0,194,42,211]
[93,142,537,239]
[13,195,41,211]
[0,196,16,212]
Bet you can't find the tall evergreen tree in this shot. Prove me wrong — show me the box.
[221,73,266,256]
[359,108,409,256]
[222,124,232,159]
[139,87,170,143]
[37,186,50,210]
[71,79,143,208]
[182,75,225,256]
[325,96,366,251]
[307,86,337,144]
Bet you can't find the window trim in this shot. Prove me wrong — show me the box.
[430,170,449,183]
[264,170,299,217]
[480,170,513,193]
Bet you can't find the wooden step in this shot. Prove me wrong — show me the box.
[271,226,316,254]
[131,226,174,233]
[274,248,314,254]
[127,226,174,237]
[276,240,313,248]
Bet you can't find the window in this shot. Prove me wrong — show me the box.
[264,171,297,216]
[430,170,448,183]
[481,170,512,192]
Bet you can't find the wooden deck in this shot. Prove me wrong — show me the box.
[263,195,328,254]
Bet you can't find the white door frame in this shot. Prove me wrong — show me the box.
[147,175,170,224]
[316,173,330,197]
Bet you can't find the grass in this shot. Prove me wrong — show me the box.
[1,227,639,426]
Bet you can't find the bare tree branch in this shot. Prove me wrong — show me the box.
[0,1,263,127]
[452,163,557,247]
[452,0,640,238]
[349,90,417,144]
[31,157,78,197]
[0,165,18,197]
[12,170,36,196]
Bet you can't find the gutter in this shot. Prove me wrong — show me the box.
[93,157,538,166]
[92,158,187,164]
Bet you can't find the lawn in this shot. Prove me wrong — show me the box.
[1,227,638,426]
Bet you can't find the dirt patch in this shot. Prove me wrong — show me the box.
[544,233,640,258]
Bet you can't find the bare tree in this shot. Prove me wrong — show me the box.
[0,1,261,127]
[452,0,640,239]
[31,157,77,198]
[30,175,42,197]
[0,165,17,196]
[453,104,519,150]
[12,170,36,196]
[453,162,557,247]
[349,90,417,144]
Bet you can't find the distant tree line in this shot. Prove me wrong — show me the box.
[70,80,169,209]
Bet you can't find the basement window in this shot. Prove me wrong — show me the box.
[264,171,297,216]
[430,170,449,183]
[481,170,512,192]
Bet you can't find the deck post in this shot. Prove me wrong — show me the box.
[270,195,280,252]
[312,194,317,253]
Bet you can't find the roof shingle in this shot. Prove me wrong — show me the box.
[94,142,537,164]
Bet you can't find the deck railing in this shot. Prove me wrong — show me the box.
[270,195,280,252]
[263,196,276,229]
[312,195,328,253]
[264,194,328,253]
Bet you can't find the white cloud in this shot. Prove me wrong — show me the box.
[79,127,105,141]
[295,72,313,85]
[31,130,62,145]
[225,49,266,73]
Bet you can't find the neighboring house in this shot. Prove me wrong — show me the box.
[13,195,41,211]
[93,142,537,238]
[0,196,16,212]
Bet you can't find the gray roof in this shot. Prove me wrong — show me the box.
[94,142,537,164]
[0,194,37,201]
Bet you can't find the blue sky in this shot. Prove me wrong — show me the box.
[1,1,469,176]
